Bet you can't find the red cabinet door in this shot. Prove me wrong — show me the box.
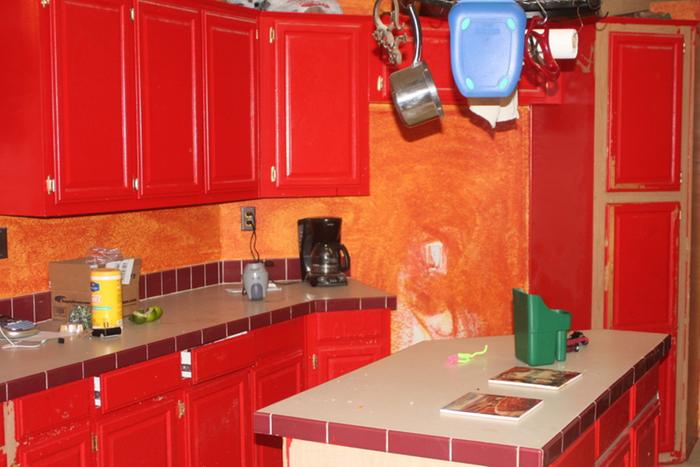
[16,422,94,467]
[53,0,137,206]
[312,343,386,388]
[136,0,204,199]
[95,391,186,467]
[258,15,369,197]
[599,435,632,467]
[632,401,660,467]
[185,370,252,467]
[203,9,258,199]
[607,32,684,191]
[605,203,679,332]
[253,349,305,467]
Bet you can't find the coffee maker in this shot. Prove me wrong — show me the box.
[298,217,350,287]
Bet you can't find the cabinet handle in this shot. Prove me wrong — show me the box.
[45,176,56,194]
[312,353,318,370]
[132,177,139,191]
[129,7,135,21]
[377,76,384,92]
[91,434,99,452]
[40,0,50,7]
[270,166,277,183]
[269,27,275,43]
[178,400,186,419]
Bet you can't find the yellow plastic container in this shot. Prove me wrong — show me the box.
[90,268,123,336]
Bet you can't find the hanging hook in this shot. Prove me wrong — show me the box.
[533,0,548,24]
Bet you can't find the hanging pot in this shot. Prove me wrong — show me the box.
[389,3,444,127]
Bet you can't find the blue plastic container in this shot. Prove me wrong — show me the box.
[448,0,526,98]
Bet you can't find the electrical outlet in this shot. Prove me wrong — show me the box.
[240,207,256,231]
[0,227,6,259]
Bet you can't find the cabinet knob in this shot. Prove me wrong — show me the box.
[377,76,384,92]
[132,177,139,191]
[270,166,277,183]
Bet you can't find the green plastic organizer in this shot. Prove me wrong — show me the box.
[512,288,572,366]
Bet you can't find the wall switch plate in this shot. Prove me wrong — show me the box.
[0,228,6,259]
[240,207,256,231]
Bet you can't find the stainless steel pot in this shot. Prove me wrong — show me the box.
[389,3,444,127]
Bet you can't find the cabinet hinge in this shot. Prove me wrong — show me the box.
[269,27,275,43]
[45,176,56,194]
[312,353,318,370]
[91,434,99,452]
[132,177,139,191]
[40,0,50,7]
[130,7,135,21]
[178,400,186,419]
[270,166,277,183]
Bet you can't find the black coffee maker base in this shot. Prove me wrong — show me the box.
[308,274,348,287]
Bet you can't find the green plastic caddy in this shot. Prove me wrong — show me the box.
[513,288,572,366]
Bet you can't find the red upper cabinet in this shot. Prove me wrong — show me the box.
[54,0,138,206]
[136,0,204,199]
[258,14,370,198]
[607,32,684,192]
[203,9,258,199]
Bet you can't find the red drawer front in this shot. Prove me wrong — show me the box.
[597,391,631,456]
[312,309,387,342]
[100,353,182,413]
[14,379,92,440]
[253,317,305,359]
[551,424,596,467]
[191,333,254,384]
[634,364,659,418]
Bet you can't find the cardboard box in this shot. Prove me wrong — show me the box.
[49,258,141,322]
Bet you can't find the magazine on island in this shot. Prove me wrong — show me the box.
[440,392,543,421]
[488,366,582,390]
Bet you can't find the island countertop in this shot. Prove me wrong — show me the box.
[255,329,670,466]
[0,279,395,399]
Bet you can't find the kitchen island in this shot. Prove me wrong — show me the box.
[255,329,669,466]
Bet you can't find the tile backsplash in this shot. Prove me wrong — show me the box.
[2,257,303,323]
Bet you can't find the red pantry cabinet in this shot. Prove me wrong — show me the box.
[0,0,258,216]
[257,13,370,198]
[530,18,695,462]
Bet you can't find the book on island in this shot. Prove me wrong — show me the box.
[488,366,583,390]
[440,392,543,421]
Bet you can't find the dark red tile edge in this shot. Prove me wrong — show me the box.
[176,267,191,292]
[254,412,271,435]
[7,373,46,399]
[291,302,311,318]
[386,296,397,310]
[227,318,250,336]
[388,430,450,461]
[272,415,326,443]
[12,294,34,321]
[519,447,543,467]
[223,260,242,283]
[202,323,227,344]
[329,423,387,452]
[271,307,291,324]
[145,272,163,298]
[580,403,596,433]
[83,354,116,378]
[250,312,271,330]
[34,291,51,322]
[312,300,327,312]
[0,383,6,403]
[542,432,563,465]
[595,388,611,419]
[451,439,517,467]
[561,418,581,452]
[327,298,360,312]
[162,269,177,295]
[360,296,386,309]
[191,264,205,288]
[47,363,83,388]
[205,262,220,286]
[117,346,147,368]
[0,299,11,318]
[147,338,176,360]
[138,275,146,300]
[176,330,203,351]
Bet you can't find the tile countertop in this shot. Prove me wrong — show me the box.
[255,329,670,466]
[0,279,396,398]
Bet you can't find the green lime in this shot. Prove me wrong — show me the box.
[128,311,148,324]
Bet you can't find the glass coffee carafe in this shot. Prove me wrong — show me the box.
[308,242,350,286]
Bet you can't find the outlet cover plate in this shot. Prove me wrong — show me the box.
[240,207,256,231]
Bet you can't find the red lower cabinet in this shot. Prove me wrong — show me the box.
[253,350,305,467]
[551,425,596,467]
[95,390,186,467]
[185,370,253,467]
[600,435,633,467]
[632,401,660,467]
[16,423,94,467]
